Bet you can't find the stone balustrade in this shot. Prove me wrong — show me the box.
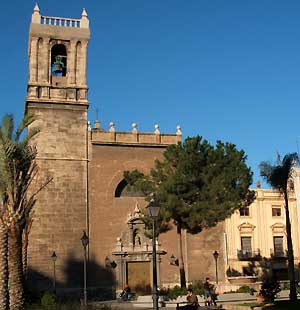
[41,15,81,28]
[89,121,182,145]
[31,4,89,29]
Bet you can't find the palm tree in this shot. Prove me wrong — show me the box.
[0,114,50,310]
[0,219,8,310]
[22,212,34,281]
[260,153,298,301]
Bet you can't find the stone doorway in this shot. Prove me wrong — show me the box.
[127,261,151,294]
[112,203,166,294]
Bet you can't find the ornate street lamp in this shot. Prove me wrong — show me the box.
[147,198,160,310]
[51,251,57,294]
[213,250,219,284]
[81,231,89,308]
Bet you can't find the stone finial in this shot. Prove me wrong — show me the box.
[33,3,40,12]
[31,3,41,24]
[81,8,89,28]
[87,121,91,131]
[176,125,182,135]
[82,8,88,17]
[109,121,115,132]
[132,123,137,133]
[256,180,261,189]
[94,120,100,129]
[154,124,160,134]
[116,237,122,250]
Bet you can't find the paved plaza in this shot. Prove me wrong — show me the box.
[93,290,290,310]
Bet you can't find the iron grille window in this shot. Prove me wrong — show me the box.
[273,236,284,256]
[239,207,250,216]
[272,207,281,217]
[241,236,252,253]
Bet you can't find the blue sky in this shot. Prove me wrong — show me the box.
[1,0,300,187]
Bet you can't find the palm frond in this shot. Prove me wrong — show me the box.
[15,113,37,142]
[260,153,299,192]
[0,114,14,140]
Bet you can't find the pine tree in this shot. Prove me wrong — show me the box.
[125,135,254,287]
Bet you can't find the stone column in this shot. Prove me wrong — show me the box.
[78,40,88,86]
[42,38,50,83]
[114,256,124,292]
[68,40,77,85]
[29,37,39,83]
[129,224,133,245]
[40,38,50,98]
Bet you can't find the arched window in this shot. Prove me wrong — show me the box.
[51,44,67,76]
[114,179,145,198]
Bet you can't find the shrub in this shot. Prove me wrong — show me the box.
[161,281,205,300]
[237,285,256,294]
[282,281,290,290]
[41,291,57,309]
[164,286,187,300]
[259,276,281,302]
[190,280,204,296]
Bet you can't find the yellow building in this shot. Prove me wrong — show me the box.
[224,181,300,283]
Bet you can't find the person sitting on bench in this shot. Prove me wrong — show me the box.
[120,284,131,301]
[178,288,199,310]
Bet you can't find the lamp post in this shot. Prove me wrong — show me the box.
[147,198,160,310]
[51,251,57,294]
[81,231,89,308]
[213,250,219,284]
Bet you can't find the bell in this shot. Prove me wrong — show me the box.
[53,63,63,74]
[53,56,64,74]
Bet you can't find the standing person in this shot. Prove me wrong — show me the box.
[210,283,218,306]
[204,277,212,306]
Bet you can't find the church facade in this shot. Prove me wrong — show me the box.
[25,6,225,295]
[24,6,300,296]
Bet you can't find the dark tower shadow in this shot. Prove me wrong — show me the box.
[27,252,116,301]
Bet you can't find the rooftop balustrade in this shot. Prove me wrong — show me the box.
[41,16,81,28]
[31,4,89,29]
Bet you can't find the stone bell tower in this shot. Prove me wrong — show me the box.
[25,4,90,289]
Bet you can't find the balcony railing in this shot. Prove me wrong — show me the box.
[270,249,288,259]
[237,249,261,261]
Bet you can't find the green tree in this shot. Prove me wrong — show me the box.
[0,114,50,310]
[125,136,255,287]
[260,153,298,301]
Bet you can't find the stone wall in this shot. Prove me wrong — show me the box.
[89,139,225,290]
[27,103,88,289]
[89,143,166,289]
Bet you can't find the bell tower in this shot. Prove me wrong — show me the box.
[27,3,90,103]
[25,4,91,288]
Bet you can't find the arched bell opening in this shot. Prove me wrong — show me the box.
[51,44,67,76]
